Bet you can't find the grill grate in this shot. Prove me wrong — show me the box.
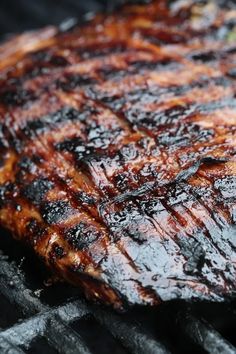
[0,229,236,354]
[0,1,236,353]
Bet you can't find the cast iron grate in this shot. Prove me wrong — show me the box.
[0,229,236,354]
[0,1,236,353]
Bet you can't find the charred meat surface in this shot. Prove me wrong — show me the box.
[0,0,236,309]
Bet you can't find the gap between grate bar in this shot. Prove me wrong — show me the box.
[1,251,236,354]
[0,299,173,354]
[0,251,172,354]
[0,253,92,353]
[94,308,171,354]
[46,315,92,354]
[0,301,91,353]
[179,312,236,354]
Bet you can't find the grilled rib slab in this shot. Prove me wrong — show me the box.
[0,0,236,309]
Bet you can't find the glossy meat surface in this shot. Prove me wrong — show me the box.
[0,0,236,309]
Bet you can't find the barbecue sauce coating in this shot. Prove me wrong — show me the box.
[0,0,236,309]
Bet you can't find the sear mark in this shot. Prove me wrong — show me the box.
[124,104,195,129]
[76,41,128,60]
[0,88,36,107]
[41,200,76,225]
[57,73,98,91]
[22,178,54,205]
[22,107,84,138]
[56,137,95,162]
[64,222,100,251]
[157,123,214,148]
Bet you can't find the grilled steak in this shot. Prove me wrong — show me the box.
[0,0,236,309]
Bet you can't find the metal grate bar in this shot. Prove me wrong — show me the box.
[180,313,236,354]
[0,316,46,349]
[0,300,91,353]
[94,309,171,354]
[0,293,174,354]
[0,249,94,353]
[46,315,92,354]
[0,337,25,354]
[0,253,47,316]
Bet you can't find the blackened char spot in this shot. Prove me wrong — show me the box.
[76,192,96,206]
[30,49,52,62]
[56,137,95,162]
[157,123,214,147]
[142,31,187,45]
[0,155,5,168]
[0,182,15,208]
[65,222,100,250]
[124,104,194,129]
[41,200,76,225]
[0,88,36,107]
[49,55,69,66]
[18,156,36,171]
[87,123,122,148]
[98,67,130,81]
[114,171,132,192]
[25,218,44,242]
[98,59,179,81]
[22,178,54,205]
[30,49,69,67]
[17,155,43,173]
[190,51,217,62]
[49,243,66,261]
[56,122,122,163]
[57,73,98,91]
[22,107,85,138]
[8,136,24,153]
[77,41,128,59]
[129,58,178,71]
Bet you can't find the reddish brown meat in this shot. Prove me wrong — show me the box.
[0,0,236,309]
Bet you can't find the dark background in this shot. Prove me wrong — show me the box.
[0,0,126,38]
